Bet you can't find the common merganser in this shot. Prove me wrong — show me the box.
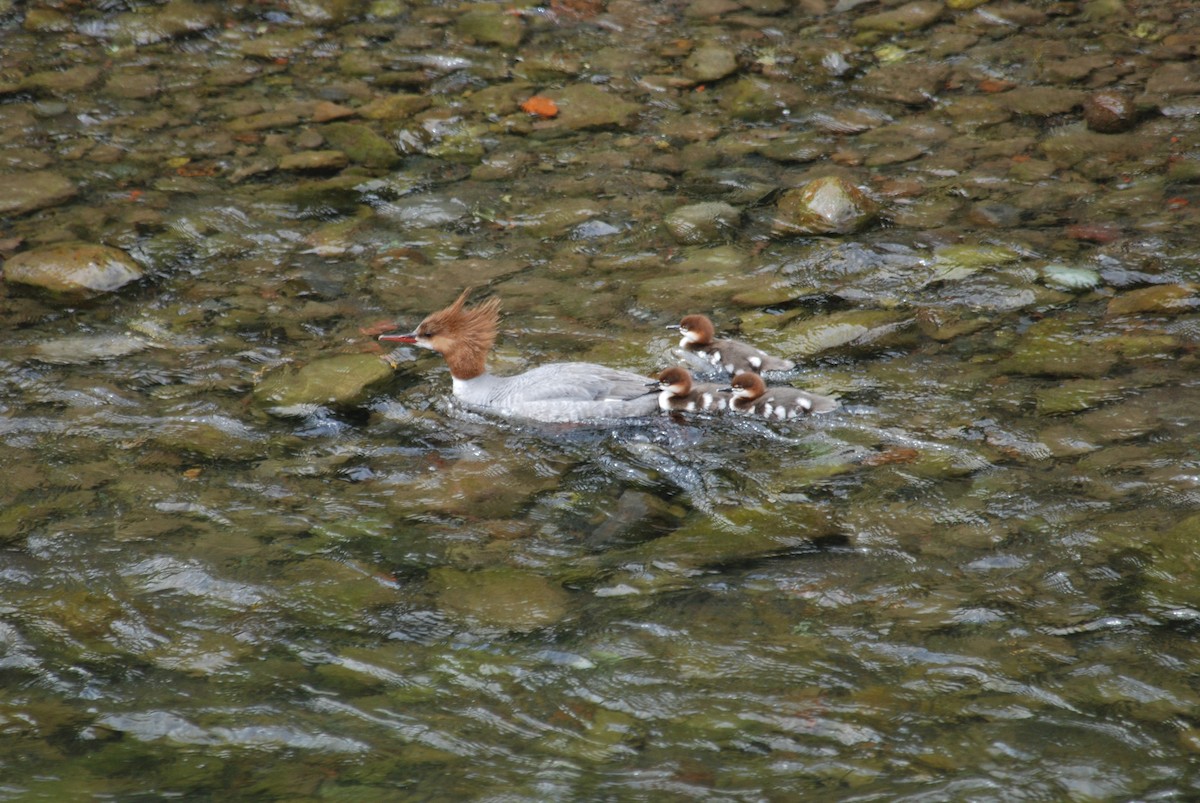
[379,289,659,423]
[651,366,731,412]
[670,314,795,375]
[726,371,837,418]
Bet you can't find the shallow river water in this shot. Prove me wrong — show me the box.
[2,0,1200,799]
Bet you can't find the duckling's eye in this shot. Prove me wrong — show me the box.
[420,329,435,338]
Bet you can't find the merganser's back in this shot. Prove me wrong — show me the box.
[727,371,838,418]
[671,314,795,375]
[379,289,658,423]
[652,366,731,413]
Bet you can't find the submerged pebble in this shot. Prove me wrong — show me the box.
[0,170,77,216]
[683,43,739,83]
[3,242,143,297]
[772,176,879,236]
[1001,317,1118,378]
[30,334,150,364]
[1084,91,1137,133]
[1106,284,1199,316]
[664,201,741,245]
[541,84,641,131]
[429,566,570,631]
[253,354,395,411]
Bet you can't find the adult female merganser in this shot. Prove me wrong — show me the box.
[727,371,837,418]
[670,314,795,375]
[651,366,731,412]
[379,289,659,423]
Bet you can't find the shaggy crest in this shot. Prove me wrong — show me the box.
[418,288,501,380]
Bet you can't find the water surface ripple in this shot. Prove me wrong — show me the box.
[2,0,1200,799]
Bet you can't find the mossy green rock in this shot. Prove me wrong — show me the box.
[1000,317,1118,378]
[664,201,741,244]
[760,133,826,164]
[779,310,910,357]
[456,7,524,49]
[282,557,399,626]
[1136,512,1200,611]
[430,566,570,631]
[607,504,836,570]
[23,65,102,95]
[253,354,394,409]
[150,417,264,462]
[853,0,943,32]
[545,84,640,131]
[772,176,879,236]
[683,43,738,83]
[320,122,402,168]
[719,77,791,121]
[3,242,143,296]
[1106,284,1199,317]
[111,1,222,45]
[0,170,77,216]
[359,92,432,121]
[385,456,562,520]
[288,0,365,24]
[1035,379,1125,416]
[638,245,753,308]
[32,334,150,364]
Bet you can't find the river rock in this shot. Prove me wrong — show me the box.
[916,308,991,342]
[359,92,431,121]
[23,8,71,32]
[23,65,102,95]
[1040,263,1101,291]
[683,43,739,83]
[1000,317,1117,378]
[999,86,1086,117]
[664,201,741,244]
[430,566,570,631]
[778,309,910,356]
[288,0,364,24]
[853,1,943,33]
[0,170,77,216]
[1035,379,1125,416]
[544,84,640,131]
[279,150,349,172]
[31,334,150,364]
[607,504,836,571]
[1144,62,1200,98]
[1106,284,1199,317]
[719,77,798,121]
[3,242,144,296]
[320,122,401,167]
[456,7,524,49]
[253,353,394,410]
[856,62,949,106]
[760,132,826,164]
[151,416,264,462]
[772,176,879,236]
[111,0,222,45]
[238,28,318,60]
[1084,91,1137,133]
[102,70,161,100]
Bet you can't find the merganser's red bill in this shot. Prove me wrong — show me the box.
[379,331,418,343]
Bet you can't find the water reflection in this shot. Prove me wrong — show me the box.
[3,0,1200,798]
